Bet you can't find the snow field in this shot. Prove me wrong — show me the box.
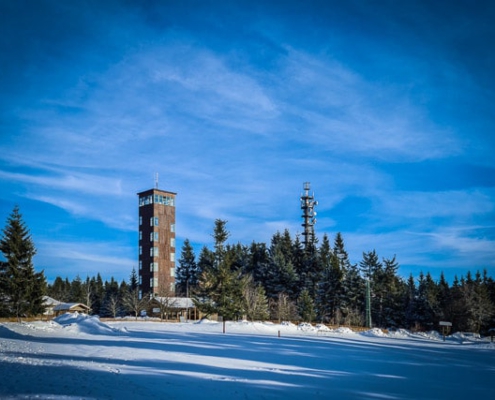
[0,314,494,399]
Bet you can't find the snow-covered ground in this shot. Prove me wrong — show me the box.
[1,314,494,399]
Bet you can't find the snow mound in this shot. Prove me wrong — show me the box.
[54,312,122,335]
[361,328,387,337]
[414,331,443,341]
[195,318,219,325]
[315,324,331,331]
[298,323,316,331]
[333,327,355,335]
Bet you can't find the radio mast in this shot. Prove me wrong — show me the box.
[300,182,318,249]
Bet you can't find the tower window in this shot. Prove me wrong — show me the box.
[171,238,175,248]
[170,223,175,232]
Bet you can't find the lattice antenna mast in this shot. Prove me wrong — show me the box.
[300,182,318,249]
[155,172,159,189]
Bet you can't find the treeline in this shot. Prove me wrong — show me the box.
[46,271,143,318]
[177,220,495,334]
[0,207,147,319]
[2,207,494,333]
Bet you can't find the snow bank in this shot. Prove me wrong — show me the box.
[53,312,123,335]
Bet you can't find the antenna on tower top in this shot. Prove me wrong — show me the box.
[155,173,159,189]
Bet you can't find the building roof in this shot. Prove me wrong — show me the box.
[42,296,62,306]
[53,303,91,312]
[137,188,177,196]
[152,297,195,308]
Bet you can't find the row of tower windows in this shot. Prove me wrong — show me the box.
[138,269,175,285]
[138,216,175,231]
[138,247,175,260]
[139,194,175,207]
[138,232,175,247]
[138,261,176,274]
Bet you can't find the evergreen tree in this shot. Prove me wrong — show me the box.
[102,277,121,317]
[437,272,452,322]
[359,250,383,326]
[0,206,46,319]
[129,268,139,291]
[403,274,417,329]
[450,276,468,330]
[194,220,246,320]
[316,253,342,323]
[92,274,105,315]
[212,219,229,261]
[176,239,198,297]
[70,275,84,303]
[48,277,71,302]
[297,288,316,322]
[415,272,439,330]
[264,233,299,300]
[380,256,404,328]
[246,241,270,284]
[334,233,363,325]
[197,246,215,277]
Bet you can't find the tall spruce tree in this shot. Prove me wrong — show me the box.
[0,206,46,319]
[176,239,198,297]
[194,220,246,320]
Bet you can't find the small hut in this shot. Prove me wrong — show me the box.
[53,303,91,316]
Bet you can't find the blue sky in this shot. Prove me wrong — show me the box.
[1,0,494,284]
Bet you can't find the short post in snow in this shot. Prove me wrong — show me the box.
[439,321,452,341]
[278,330,280,338]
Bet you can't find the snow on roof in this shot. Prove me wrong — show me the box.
[152,297,195,308]
[42,296,62,306]
[53,302,91,311]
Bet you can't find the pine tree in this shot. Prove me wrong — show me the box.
[0,206,46,319]
[176,239,198,297]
